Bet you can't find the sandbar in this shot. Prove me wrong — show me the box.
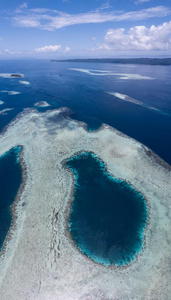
[107,92,143,106]
[19,81,30,85]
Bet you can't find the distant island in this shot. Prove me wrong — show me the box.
[51,58,171,66]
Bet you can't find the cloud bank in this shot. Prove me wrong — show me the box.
[34,45,71,54]
[97,21,171,51]
[34,45,62,53]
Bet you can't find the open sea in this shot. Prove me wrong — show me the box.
[0,59,170,262]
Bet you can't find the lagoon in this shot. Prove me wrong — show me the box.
[0,147,22,250]
[66,152,148,266]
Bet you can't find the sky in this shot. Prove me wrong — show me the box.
[0,0,171,58]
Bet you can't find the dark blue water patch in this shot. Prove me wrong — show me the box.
[0,147,22,251]
[66,152,148,266]
[70,112,102,131]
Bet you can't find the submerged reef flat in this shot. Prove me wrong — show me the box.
[0,108,14,115]
[34,101,51,107]
[69,68,154,80]
[107,92,170,117]
[107,92,143,106]
[0,108,170,300]
[0,90,21,96]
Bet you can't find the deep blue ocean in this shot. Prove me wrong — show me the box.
[0,59,171,164]
[0,60,170,262]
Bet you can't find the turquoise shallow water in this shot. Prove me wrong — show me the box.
[66,152,148,266]
[0,147,22,250]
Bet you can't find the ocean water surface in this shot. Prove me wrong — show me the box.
[0,59,170,163]
[66,153,148,266]
[0,59,170,256]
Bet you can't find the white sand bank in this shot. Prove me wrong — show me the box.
[107,92,143,106]
[69,68,154,80]
[0,90,21,95]
[19,81,30,85]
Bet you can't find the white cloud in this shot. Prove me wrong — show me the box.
[5,49,13,54]
[19,3,28,9]
[16,17,40,28]
[64,46,71,53]
[15,3,28,13]
[12,6,171,31]
[4,49,21,55]
[97,21,171,51]
[135,0,150,4]
[97,44,111,51]
[96,2,112,12]
[34,45,62,53]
